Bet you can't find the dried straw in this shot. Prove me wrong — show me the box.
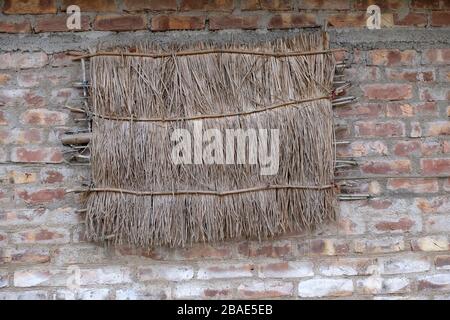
[84,31,337,247]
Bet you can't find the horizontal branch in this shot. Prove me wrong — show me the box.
[61,133,91,145]
[89,95,331,122]
[72,48,346,61]
[66,184,336,196]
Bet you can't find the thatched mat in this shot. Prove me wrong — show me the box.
[84,31,337,247]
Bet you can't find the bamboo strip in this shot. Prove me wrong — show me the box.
[66,184,336,196]
[89,95,330,122]
[73,48,346,61]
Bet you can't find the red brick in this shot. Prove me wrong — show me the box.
[412,236,449,252]
[50,52,81,67]
[0,20,31,33]
[425,121,450,136]
[238,240,291,258]
[423,49,450,65]
[180,0,234,11]
[334,103,384,118]
[1,248,50,264]
[387,178,439,193]
[173,244,232,260]
[124,0,177,11]
[238,281,293,298]
[0,52,48,70]
[174,282,233,299]
[327,13,365,28]
[298,278,353,297]
[309,239,350,256]
[354,0,407,10]
[411,0,440,8]
[209,15,260,30]
[386,103,415,117]
[425,214,450,233]
[444,141,450,153]
[414,196,450,214]
[418,274,450,291]
[421,139,442,156]
[0,74,11,86]
[369,49,416,66]
[258,261,313,278]
[432,11,450,26]
[0,128,43,145]
[94,15,147,31]
[336,141,388,157]
[7,170,38,184]
[3,0,56,14]
[61,0,117,12]
[11,147,63,163]
[197,263,254,279]
[0,232,7,245]
[374,217,416,233]
[138,265,194,281]
[345,66,381,82]
[241,0,292,10]
[361,84,412,100]
[11,227,69,244]
[435,255,450,269]
[0,149,7,162]
[386,69,434,82]
[16,188,65,204]
[421,159,450,174]
[318,258,375,276]
[393,141,420,157]
[151,15,205,31]
[268,13,316,29]
[394,13,428,27]
[354,121,405,137]
[361,160,411,174]
[417,102,438,116]
[17,69,74,88]
[0,111,7,126]
[35,15,90,32]
[354,236,405,254]
[299,0,349,9]
[335,125,350,140]
[20,109,67,126]
[24,91,45,108]
[50,89,80,107]
[419,87,450,101]
[41,170,64,184]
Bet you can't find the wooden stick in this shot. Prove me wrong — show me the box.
[85,95,330,122]
[72,48,347,61]
[65,184,336,196]
[61,133,91,145]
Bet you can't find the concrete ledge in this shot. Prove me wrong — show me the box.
[0,28,449,53]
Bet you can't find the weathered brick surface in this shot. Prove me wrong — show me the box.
[151,15,205,31]
[124,0,177,11]
[209,15,260,30]
[61,0,118,12]
[94,15,147,31]
[3,0,57,14]
[0,20,31,33]
[0,0,449,300]
[35,16,91,33]
[268,13,316,29]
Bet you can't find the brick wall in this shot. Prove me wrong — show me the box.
[0,0,449,300]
